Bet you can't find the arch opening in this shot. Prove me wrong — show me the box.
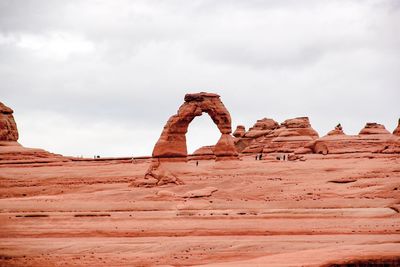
[152,92,238,161]
[186,114,221,154]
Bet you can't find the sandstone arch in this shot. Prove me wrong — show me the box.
[152,92,238,161]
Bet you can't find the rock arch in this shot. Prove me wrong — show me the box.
[152,92,238,161]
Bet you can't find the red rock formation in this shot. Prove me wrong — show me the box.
[327,123,345,136]
[191,145,215,160]
[359,122,390,135]
[306,122,400,155]
[131,160,184,187]
[0,102,68,164]
[152,92,238,161]
[393,119,400,136]
[233,125,245,138]
[307,134,400,155]
[243,118,279,139]
[0,102,19,141]
[236,117,319,154]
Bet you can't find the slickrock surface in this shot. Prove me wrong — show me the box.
[1,153,399,266]
[0,102,68,164]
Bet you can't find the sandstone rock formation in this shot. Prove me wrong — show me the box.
[132,160,184,187]
[327,123,345,136]
[191,145,215,160]
[306,122,400,155]
[152,92,238,161]
[393,119,400,136]
[236,117,319,154]
[232,125,245,138]
[0,102,68,164]
[0,102,19,141]
[359,122,390,135]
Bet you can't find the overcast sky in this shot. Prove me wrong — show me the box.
[1,0,399,157]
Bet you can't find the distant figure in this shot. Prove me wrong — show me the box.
[196,161,199,166]
[259,154,263,160]
[283,154,286,161]
[97,155,100,159]
[255,155,258,160]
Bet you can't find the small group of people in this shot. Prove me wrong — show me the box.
[255,154,263,160]
[277,154,288,161]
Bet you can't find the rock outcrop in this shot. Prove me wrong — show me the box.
[327,124,345,136]
[0,102,19,141]
[393,119,400,136]
[236,117,319,154]
[0,101,68,164]
[359,122,390,135]
[152,92,238,161]
[233,125,245,138]
[307,122,400,155]
[132,160,184,187]
[191,145,215,160]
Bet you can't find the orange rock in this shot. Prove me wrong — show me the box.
[214,133,239,160]
[152,92,238,161]
[327,124,345,136]
[0,102,19,141]
[359,122,390,135]
[393,119,400,136]
[191,145,215,160]
[233,125,246,138]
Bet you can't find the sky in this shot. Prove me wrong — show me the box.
[1,0,399,157]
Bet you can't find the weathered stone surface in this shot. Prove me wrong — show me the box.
[132,160,184,187]
[0,102,19,141]
[238,117,319,154]
[359,122,390,135]
[243,118,278,139]
[152,92,237,161]
[0,102,68,164]
[307,134,400,155]
[233,125,246,138]
[327,124,345,136]
[214,133,238,160]
[281,117,307,128]
[191,145,215,160]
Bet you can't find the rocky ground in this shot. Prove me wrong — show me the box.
[1,153,399,266]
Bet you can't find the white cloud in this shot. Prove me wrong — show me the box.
[11,32,95,60]
[1,0,399,156]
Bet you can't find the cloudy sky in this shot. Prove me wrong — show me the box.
[1,0,399,157]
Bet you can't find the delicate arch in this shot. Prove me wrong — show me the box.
[152,92,238,160]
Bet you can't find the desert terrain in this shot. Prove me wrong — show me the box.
[1,96,400,266]
[0,153,399,266]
